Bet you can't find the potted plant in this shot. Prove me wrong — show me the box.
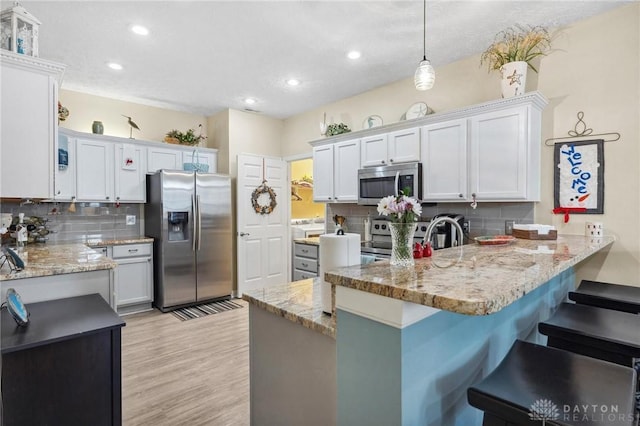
[164,124,206,146]
[480,24,551,98]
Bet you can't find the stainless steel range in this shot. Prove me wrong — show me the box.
[360,219,431,259]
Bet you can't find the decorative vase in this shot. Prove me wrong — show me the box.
[500,61,528,98]
[92,121,104,134]
[389,222,416,267]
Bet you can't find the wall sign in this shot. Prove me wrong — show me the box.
[554,139,604,215]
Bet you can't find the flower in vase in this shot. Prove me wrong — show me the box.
[376,190,422,223]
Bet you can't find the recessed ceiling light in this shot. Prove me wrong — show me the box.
[286,79,300,86]
[244,98,257,105]
[131,25,149,36]
[108,62,123,70]
[347,51,361,60]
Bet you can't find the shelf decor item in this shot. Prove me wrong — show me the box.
[325,122,351,137]
[165,124,206,146]
[480,24,551,98]
[92,120,104,134]
[0,2,40,57]
[58,101,69,122]
[377,190,422,267]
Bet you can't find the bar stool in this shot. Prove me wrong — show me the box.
[467,340,637,426]
[569,280,640,314]
[538,302,640,368]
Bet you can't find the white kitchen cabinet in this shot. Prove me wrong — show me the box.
[469,106,534,201]
[360,134,388,167]
[421,119,468,201]
[182,150,217,174]
[292,242,319,281]
[110,243,153,315]
[76,139,114,202]
[0,52,65,199]
[361,128,420,168]
[147,146,182,172]
[54,133,76,201]
[114,143,146,202]
[387,127,421,164]
[313,139,360,202]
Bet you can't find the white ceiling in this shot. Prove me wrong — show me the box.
[19,1,629,119]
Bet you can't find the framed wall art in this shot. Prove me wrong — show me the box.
[554,139,604,214]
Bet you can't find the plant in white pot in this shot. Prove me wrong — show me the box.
[480,24,551,98]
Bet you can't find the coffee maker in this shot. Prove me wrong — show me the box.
[430,213,466,249]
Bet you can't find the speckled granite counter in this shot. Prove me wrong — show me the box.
[0,243,116,281]
[86,237,154,246]
[242,278,335,338]
[293,237,320,246]
[325,235,615,315]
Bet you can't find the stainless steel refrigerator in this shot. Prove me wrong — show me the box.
[145,170,232,312]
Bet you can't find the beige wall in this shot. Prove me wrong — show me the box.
[281,3,640,286]
[58,89,208,144]
[207,109,230,174]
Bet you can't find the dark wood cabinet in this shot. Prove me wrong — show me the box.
[1,294,125,426]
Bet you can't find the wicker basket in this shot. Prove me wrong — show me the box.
[512,229,557,240]
[164,136,180,145]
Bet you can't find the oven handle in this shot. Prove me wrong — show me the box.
[394,171,400,196]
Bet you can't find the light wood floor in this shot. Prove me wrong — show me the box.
[121,300,250,426]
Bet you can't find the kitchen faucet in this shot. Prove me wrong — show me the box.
[422,216,465,249]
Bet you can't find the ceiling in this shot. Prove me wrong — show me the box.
[19,1,629,119]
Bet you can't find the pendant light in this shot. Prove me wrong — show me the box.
[414,0,435,90]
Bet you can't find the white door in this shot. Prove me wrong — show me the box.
[147,146,182,172]
[360,134,388,167]
[333,139,361,202]
[237,154,287,296]
[55,134,76,201]
[388,127,421,164]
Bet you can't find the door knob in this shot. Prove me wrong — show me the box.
[389,158,394,162]
[239,232,250,237]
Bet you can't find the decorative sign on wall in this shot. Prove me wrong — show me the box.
[554,139,604,216]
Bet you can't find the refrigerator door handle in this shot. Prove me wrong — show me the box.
[192,194,197,252]
[197,194,202,251]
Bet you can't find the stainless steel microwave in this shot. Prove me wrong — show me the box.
[357,163,422,205]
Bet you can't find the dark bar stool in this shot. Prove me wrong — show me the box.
[468,340,637,426]
[538,302,640,368]
[569,280,640,314]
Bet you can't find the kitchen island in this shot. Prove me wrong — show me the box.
[244,234,615,426]
[0,243,117,307]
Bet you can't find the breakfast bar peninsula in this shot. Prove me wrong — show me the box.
[244,234,614,425]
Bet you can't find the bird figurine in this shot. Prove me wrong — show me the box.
[122,115,141,139]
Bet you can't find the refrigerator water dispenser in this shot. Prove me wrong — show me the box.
[168,212,189,241]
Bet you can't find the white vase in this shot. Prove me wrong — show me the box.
[500,61,528,98]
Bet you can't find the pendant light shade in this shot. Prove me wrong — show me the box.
[414,58,435,91]
[414,0,435,91]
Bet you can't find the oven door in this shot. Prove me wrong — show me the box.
[357,163,422,205]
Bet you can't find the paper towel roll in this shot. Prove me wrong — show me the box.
[319,233,361,315]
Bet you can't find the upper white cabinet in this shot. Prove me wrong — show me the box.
[313,139,360,202]
[182,150,217,174]
[1,52,65,199]
[55,133,76,201]
[421,119,468,201]
[76,139,114,202]
[360,128,420,168]
[469,106,536,201]
[147,146,182,172]
[114,143,147,202]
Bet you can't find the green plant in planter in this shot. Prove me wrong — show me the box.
[325,123,351,136]
[480,24,551,73]
[165,125,207,146]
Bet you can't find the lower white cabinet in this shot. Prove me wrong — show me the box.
[109,243,153,315]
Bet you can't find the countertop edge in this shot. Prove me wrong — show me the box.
[325,235,615,316]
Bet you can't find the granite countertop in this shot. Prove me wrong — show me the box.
[85,236,154,246]
[293,237,320,246]
[325,235,615,316]
[242,278,335,338]
[0,243,117,281]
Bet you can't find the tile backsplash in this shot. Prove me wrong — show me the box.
[0,201,143,244]
[327,202,534,238]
